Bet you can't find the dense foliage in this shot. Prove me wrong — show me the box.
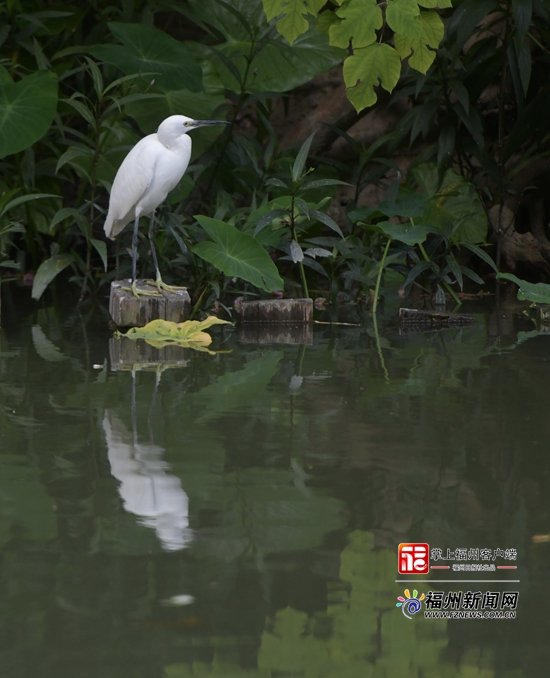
[0,0,549,314]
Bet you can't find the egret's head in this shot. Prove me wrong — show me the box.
[157,115,230,146]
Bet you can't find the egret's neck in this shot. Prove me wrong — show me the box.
[159,132,191,152]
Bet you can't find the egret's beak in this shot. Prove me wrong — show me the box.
[192,120,231,127]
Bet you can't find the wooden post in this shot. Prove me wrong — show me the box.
[237,298,313,324]
[109,279,191,328]
[237,324,313,345]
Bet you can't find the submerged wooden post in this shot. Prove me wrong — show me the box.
[237,298,313,324]
[109,279,191,328]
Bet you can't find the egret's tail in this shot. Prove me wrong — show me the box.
[104,213,116,240]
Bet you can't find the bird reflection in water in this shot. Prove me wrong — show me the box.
[103,370,191,551]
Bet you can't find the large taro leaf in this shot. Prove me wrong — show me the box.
[496,273,550,304]
[412,163,488,245]
[0,70,58,159]
[194,216,284,292]
[90,23,203,92]
[374,220,430,245]
[215,29,345,92]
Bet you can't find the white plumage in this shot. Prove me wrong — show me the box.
[104,114,229,296]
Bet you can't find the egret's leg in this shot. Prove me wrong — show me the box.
[132,216,139,283]
[121,215,161,297]
[145,212,187,295]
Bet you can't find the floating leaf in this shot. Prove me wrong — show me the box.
[117,317,233,349]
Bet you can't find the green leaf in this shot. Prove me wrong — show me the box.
[254,208,289,236]
[404,260,438,287]
[0,65,12,86]
[330,0,383,48]
[216,28,344,93]
[300,178,350,190]
[193,216,284,292]
[386,0,422,40]
[262,0,326,43]
[496,273,550,304]
[437,125,455,168]
[412,163,488,245]
[417,0,453,6]
[449,79,469,112]
[446,251,463,289]
[511,0,532,51]
[463,243,497,272]
[278,1,324,44]
[309,210,344,237]
[343,43,401,112]
[364,194,427,219]
[31,254,74,301]
[504,89,550,160]
[394,11,444,74]
[292,132,315,182]
[375,220,430,245]
[0,70,58,159]
[89,23,203,92]
[91,238,108,272]
[0,192,58,217]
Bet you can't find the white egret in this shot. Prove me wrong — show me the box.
[104,115,229,297]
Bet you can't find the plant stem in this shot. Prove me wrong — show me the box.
[418,242,462,307]
[372,312,390,384]
[290,194,309,298]
[373,236,391,314]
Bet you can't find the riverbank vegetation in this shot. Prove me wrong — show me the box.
[1,0,549,314]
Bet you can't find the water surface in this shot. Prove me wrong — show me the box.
[0,304,549,677]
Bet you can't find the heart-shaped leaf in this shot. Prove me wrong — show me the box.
[194,216,283,292]
[90,23,203,92]
[0,70,58,159]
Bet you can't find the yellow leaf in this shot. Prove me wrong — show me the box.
[116,317,233,350]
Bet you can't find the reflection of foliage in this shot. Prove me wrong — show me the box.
[192,467,346,562]
[0,453,56,546]
[257,531,498,678]
[0,314,540,678]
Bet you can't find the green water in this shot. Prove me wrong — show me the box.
[1,305,549,677]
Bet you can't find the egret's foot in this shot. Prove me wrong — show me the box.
[146,278,187,295]
[121,281,162,298]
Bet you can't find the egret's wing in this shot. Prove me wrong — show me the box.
[104,135,158,238]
